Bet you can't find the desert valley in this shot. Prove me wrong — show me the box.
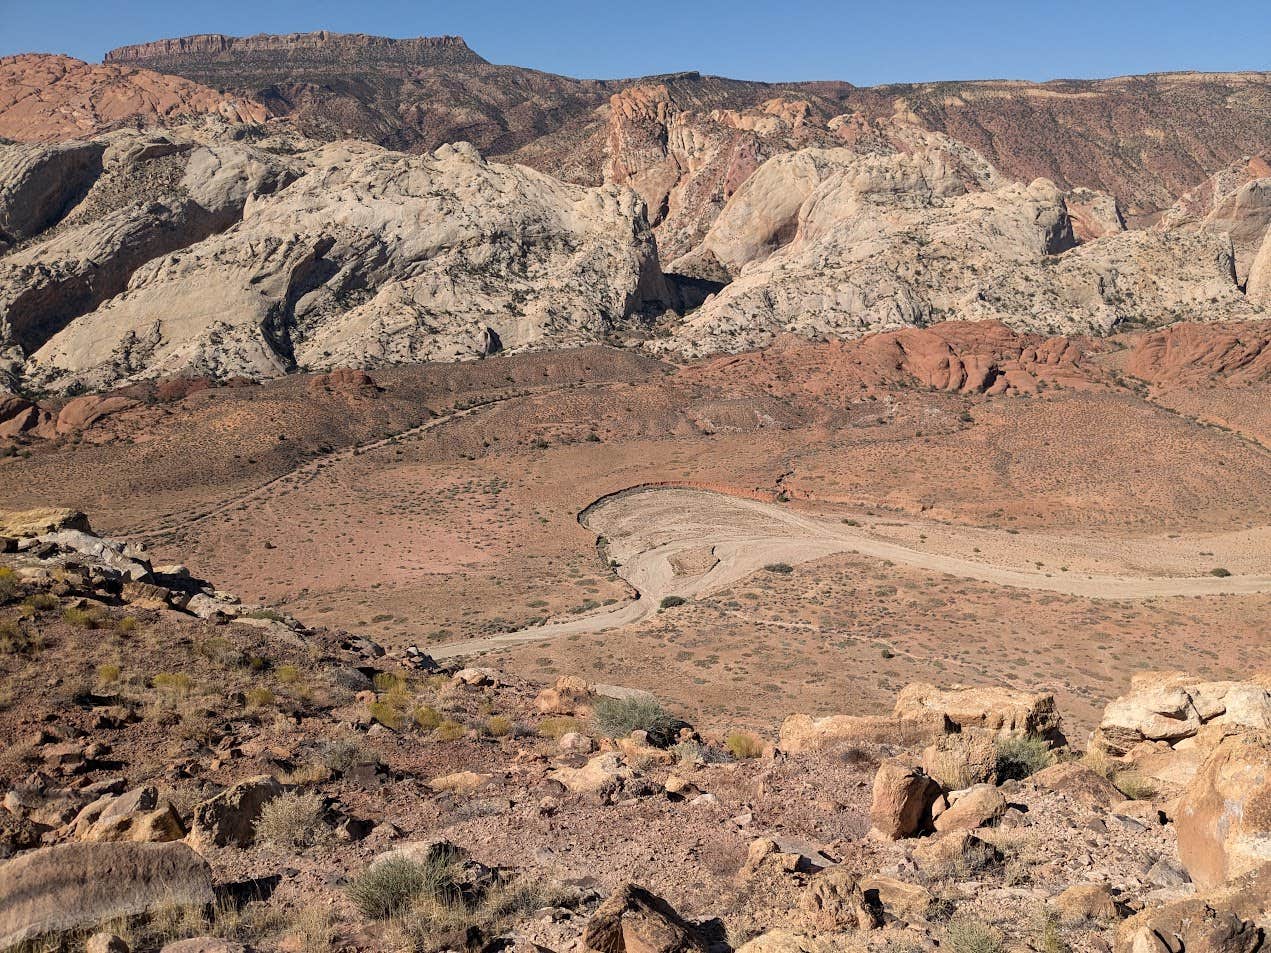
[0,26,1269,953]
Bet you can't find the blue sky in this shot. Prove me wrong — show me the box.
[1,0,1267,85]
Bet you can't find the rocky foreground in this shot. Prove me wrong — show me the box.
[0,508,1267,953]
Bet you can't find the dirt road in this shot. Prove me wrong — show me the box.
[434,487,1271,658]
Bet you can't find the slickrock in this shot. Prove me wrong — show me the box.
[23,140,670,391]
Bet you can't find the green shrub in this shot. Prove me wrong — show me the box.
[348,849,458,919]
[763,563,793,574]
[1210,567,1232,577]
[538,716,581,738]
[245,686,275,708]
[483,715,513,737]
[659,595,686,610]
[373,671,406,693]
[413,705,443,730]
[0,567,19,602]
[276,664,301,684]
[434,719,467,742]
[63,606,104,629]
[1113,771,1158,801]
[244,608,285,622]
[593,695,676,745]
[152,672,194,696]
[368,700,405,730]
[0,619,38,655]
[24,592,58,612]
[96,663,121,684]
[994,735,1053,781]
[726,731,764,759]
[254,790,328,849]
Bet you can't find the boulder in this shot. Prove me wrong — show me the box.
[1177,730,1271,888]
[188,775,281,848]
[0,140,105,242]
[1054,883,1121,923]
[859,876,934,920]
[0,841,213,949]
[71,785,184,843]
[582,883,707,953]
[779,711,951,753]
[800,866,881,930]
[1031,762,1126,810]
[427,771,492,795]
[1113,865,1270,953]
[552,754,640,799]
[869,759,939,839]
[921,730,998,789]
[1091,673,1271,759]
[893,683,1063,740]
[536,675,594,714]
[911,831,1003,879]
[932,783,1007,833]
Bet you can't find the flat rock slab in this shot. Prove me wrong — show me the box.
[0,841,214,948]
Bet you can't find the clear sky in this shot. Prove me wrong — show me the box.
[1,0,1267,86]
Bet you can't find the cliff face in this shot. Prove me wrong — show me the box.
[104,32,488,75]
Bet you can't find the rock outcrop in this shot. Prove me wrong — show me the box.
[0,54,265,142]
[1176,730,1271,889]
[19,140,669,391]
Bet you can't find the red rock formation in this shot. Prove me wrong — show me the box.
[1123,322,1271,390]
[0,54,267,142]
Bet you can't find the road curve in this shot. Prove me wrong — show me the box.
[433,487,1271,659]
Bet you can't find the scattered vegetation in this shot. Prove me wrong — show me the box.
[994,735,1053,781]
[348,848,459,920]
[1209,567,1232,577]
[763,563,793,574]
[659,595,686,610]
[725,730,764,759]
[945,915,1006,953]
[1113,771,1158,801]
[254,791,329,849]
[593,694,676,744]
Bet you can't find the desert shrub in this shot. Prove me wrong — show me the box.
[945,916,1006,953]
[537,716,580,738]
[63,606,104,629]
[483,715,513,737]
[764,563,793,574]
[413,705,443,730]
[672,740,703,766]
[96,663,121,684]
[255,790,328,849]
[1113,771,1158,800]
[0,567,19,602]
[659,595,686,610]
[276,664,301,684]
[1032,909,1072,953]
[835,745,878,769]
[115,615,139,634]
[24,592,58,612]
[1081,747,1115,779]
[348,849,458,920]
[368,700,405,730]
[1209,567,1232,577]
[0,619,38,655]
[152,672,194,696]
[434,719,467,742]
[995,735,1053,781]
[245,686,275,708]
[319,737,362,774]
[373,671,406,693]
[593,695,676,744]
[725,731,764,759]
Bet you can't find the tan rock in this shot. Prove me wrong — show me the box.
[893,683,1063,739]
[188,775,282,848]
[1177,730,1271,888]
[1054,883,1121,923]
[1031,762,1125,810]
[552,753,637,797]
[582,883,707,953]
[427,771,492,795]
[911,831,1002,879]
[801,866,881,930]
[932,784,1007,833]
[779,712,951,754]
[0,842,213,949]
[869,759,939,839]
[859,876,934,920]
[921,730,998,789]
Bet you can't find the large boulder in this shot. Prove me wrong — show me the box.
[893,683,1063,741]
[0,841,214,948]
[932,783,1007,833]
[1030,762,1126,810]
[921,730,998,789]
[582,883,708,953]
[869,759,939,839]
[188,775,282,848]
[70,785,185,843]
[1177,730,1271,889]
[779,711,951,754]
[800,866,881,930]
